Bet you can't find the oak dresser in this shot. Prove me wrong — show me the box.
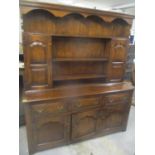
[20,1,134,154]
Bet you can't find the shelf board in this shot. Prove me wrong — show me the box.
[53,74,106,81]
[53,58,108,62]
[52,34,128,39]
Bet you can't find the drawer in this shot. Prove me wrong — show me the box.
[32,101,67,115]
[104,93,130,106]
[71,96,100,111]
[103,104,127,112]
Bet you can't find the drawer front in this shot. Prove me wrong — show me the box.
[104,93,130,106]
[32,101,67,115]
[71,96,100,111]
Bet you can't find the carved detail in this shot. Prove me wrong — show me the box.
[30,41,46,47]
[24,9,131,25]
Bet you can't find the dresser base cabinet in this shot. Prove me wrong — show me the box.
[24,83,133,154]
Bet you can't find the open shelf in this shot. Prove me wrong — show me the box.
[53,74,106,81]
[53,58,108,62]
[52,35,108,85]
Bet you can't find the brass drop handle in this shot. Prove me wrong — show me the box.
[77,102,81,107]
[57,105,63,111]
[122,96,128,102]
[37,109,43,113]
[30,41,45,47]
[108,98,113,103]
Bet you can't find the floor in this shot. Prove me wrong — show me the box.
[19,106,135,155]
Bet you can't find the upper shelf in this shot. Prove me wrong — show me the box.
[53,58,108,62]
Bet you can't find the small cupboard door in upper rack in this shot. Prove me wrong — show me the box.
[23,33,53,89]
[111,39,128,62]
[107,38,128,82]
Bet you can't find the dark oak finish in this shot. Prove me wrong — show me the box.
[20,1,134,154]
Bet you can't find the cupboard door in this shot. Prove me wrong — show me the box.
[98,105,126,131]
[71,109,98,141]
[111,39,128,62]
[32,114,70,151]
[107,39,128,82]
[23,33,52,89]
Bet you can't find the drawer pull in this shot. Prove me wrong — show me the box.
[57,105,64,111]
[107,96,128,103]
[109,99,113,103]
[122,96,128,101]
[76,103,81,107]
[38,109,43,113]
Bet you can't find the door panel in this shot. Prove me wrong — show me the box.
[32,114,70,149]
[109,63,125,82]
[111,39,128,62]
[98,105,126,130]
[23,33,52,89]
[71,109,98,140]
[29,67,48,87]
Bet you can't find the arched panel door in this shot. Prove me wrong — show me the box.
[111,39,128,62]
[32,114,70,151]
[107,39,128,82]
[71,109,99,141]
[23,33,53,89]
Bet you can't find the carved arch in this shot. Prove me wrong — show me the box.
[23,9,131,25]
[112,18,129,25]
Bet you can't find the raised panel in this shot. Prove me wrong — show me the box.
[71,109,98,140]
[29,43,47,64]
[98,106,125,130]
[29,67,48,87]
[109,63,124,82]
[111,39,128,62]
[33,114,70,149]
